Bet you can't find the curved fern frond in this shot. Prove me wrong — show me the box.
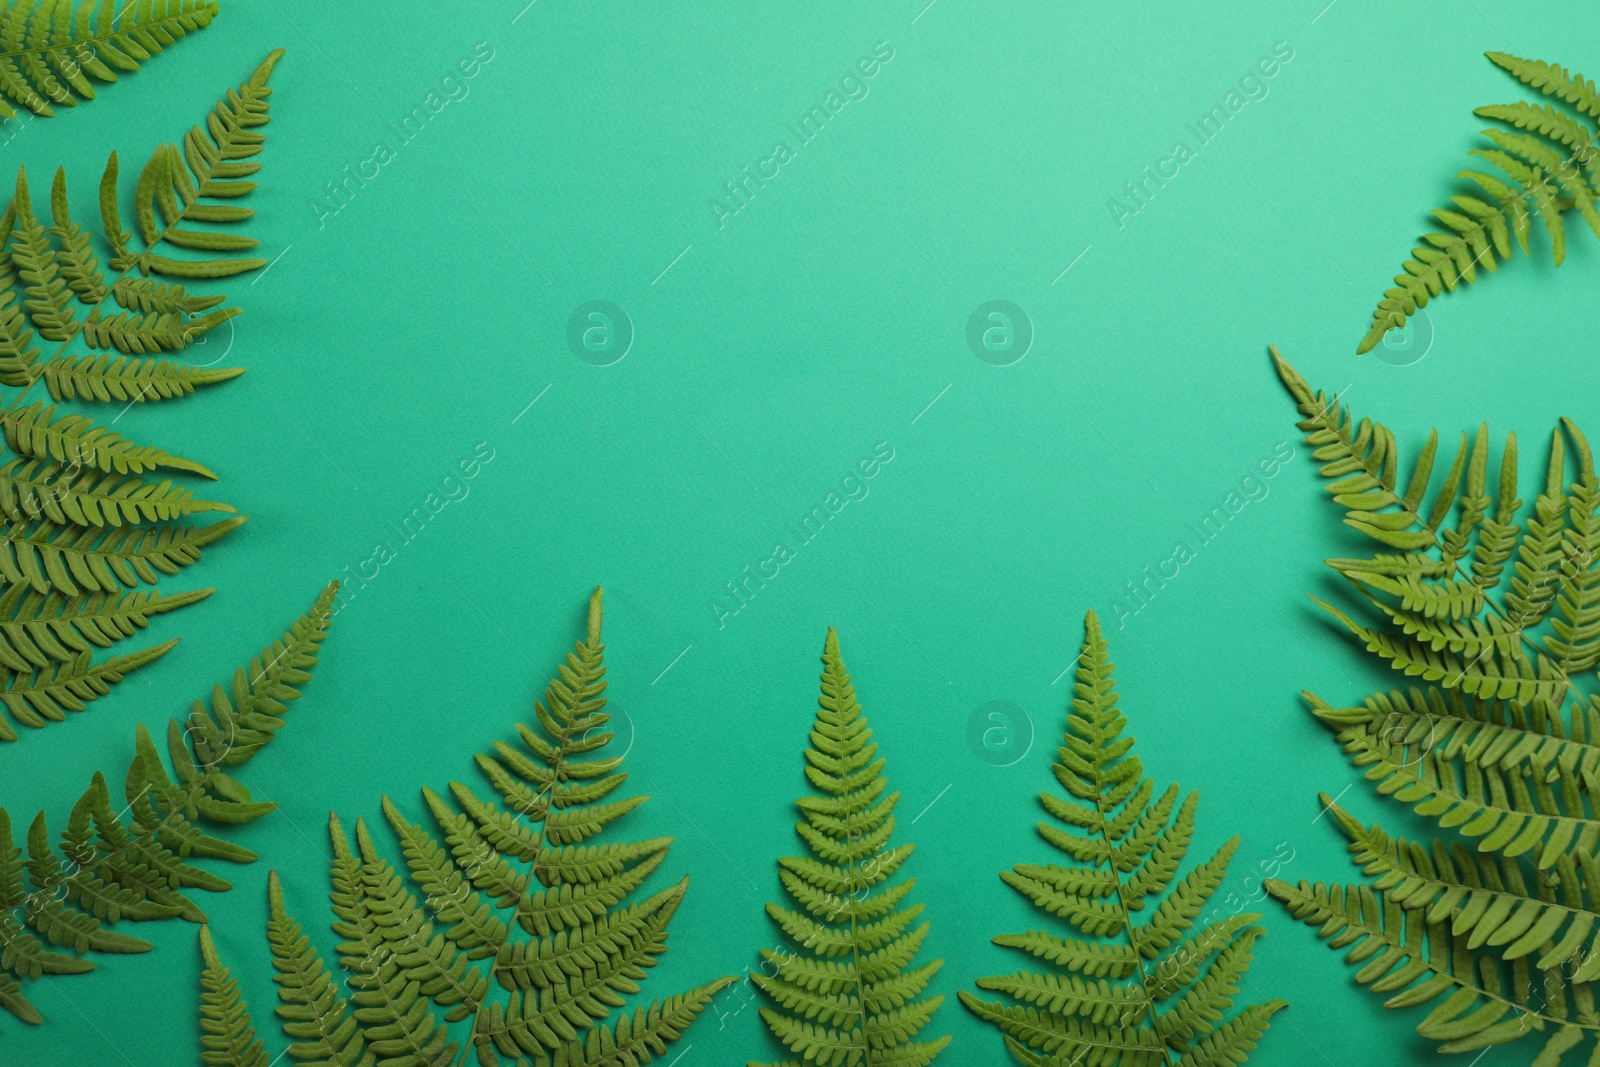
[0,581,337,1024]
[267,588,736,1067]
[963,612,1286,1066]
[1359,51,1600,353]
[0,0,219,121]
[751,627,951,1067]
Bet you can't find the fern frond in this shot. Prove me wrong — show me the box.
[1271,351,1600,1060]
[1359,51,1600,353]
[1270,879,1596,1056]
[0,582,337,1023]
[0,0,219,121]
[752,627,950,1066]
[0,51,288,746]
[265,588,735,1067]
[965,612,1285,1065]
[198,925,269,1067]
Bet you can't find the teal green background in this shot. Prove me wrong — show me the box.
[7,0,1600,1063]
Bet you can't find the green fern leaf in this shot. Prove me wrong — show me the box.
[0,0,219,121]
[265,587,735,1067]
[1270,351,1600,1059]
[750,627,951,1067]
[0,50,288,743]
[0,637,172,738]
[1359,51,1600,353]
[0,581,337,1024]
[0,456,232,526]
[198,925,269,1067]
[964,612,1286,1066]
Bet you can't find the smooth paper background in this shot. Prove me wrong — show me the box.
[6,1,1600,1063]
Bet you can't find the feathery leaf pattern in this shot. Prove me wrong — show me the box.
[1360,52,1600,354]
[750,627,950,1067]
[267,587,736,1067]
[0,581,336,1025]
[197,924,269,1067]
[963,612,1286,1066]
[1268,348,1600,1060]
[0,50,285,739]
[0,0,219,122]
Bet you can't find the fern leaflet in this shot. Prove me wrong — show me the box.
[197,924,269,1067]
[962,612,1286,1066]
[0,50,284,739]
[0,0,218,122]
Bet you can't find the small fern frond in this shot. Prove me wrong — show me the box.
[197,925,269,1067]
[964,612,1286,1066]
[266,587,735,1067]
[1359,51,1600,353]
[751,627,951,1067]
[0,581,337,1024]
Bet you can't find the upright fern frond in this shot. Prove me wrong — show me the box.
[0,0,219,123]
[0,50,285,739]
[197,925,269,1067]
[267,587,736,1067]
[1359,51,1600,353]
[962,612,1286,1067]
[750,627,951,1067]
[0,581,337,1025]
[1268,348,1600,1060]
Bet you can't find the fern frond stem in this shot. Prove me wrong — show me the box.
[0,64,271,420]
[848,825,870,1061]
[1094,768,1173,1066]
